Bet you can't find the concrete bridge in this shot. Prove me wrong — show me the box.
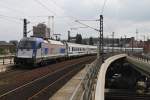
[95,54,150,100]
[50,53,150,100]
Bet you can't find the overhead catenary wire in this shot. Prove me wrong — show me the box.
[76,19,99,21]
[33,0,80,34]
[0,16,22,24]
[0,14,23,21]
[35,0,103,38]
[101,0,108,14]
[73,0,109,32]
[0,3,25,15]
[47,0,78,20]
[33,0,57,15]
[75,20,99,32]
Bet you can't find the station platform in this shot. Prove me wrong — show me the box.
[49,65,87,100]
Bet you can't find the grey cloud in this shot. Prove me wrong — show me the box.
[0,0,150,41]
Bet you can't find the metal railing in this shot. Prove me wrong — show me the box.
[70,58,101,100]
[129,54,150,64]
[0,55,14,65]
[70,53,126,100]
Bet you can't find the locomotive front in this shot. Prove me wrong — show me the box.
[14,37,43,65]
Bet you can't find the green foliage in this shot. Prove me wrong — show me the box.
[0,48,6,54]
[9,48,16,54]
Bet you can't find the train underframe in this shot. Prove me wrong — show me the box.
[14,53,96,67]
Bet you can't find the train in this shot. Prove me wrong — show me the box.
[14,37,97,66]
[103,47,143,53]
[14,37,143,66]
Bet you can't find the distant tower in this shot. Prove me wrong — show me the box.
[33,23,50,39]
[48,16,54,38]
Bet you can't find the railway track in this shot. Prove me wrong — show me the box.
[0,55,96,100]
[0,66,30,80]
[105,89,150,100]
[105,93,150,100]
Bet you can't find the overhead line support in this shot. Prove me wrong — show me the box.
[99,15,104,63]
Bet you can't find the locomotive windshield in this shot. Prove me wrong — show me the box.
[18,40,36,49]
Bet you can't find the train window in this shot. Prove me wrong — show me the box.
[18,40,36,49]
[37,43,41,49]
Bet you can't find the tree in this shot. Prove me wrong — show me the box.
[75,34,82,44]
[89,37,94,45]
[0,48,6,55]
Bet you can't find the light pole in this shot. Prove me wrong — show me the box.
[107,35,109,53]
[112,32,114,53]
[120,36,123,52]
[132,37,134,54]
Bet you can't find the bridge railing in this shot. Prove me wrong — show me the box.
[129,54,150,64]
[70,58,101,100]
[70,53,126,100]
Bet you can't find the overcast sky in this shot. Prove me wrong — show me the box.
[0,0,150,41]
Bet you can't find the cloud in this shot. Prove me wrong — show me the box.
[0,0,150,41]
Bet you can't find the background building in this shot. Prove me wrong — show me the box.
[0,41,17,55]
[33,23,50,39]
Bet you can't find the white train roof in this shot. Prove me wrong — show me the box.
[89,45,97,49]
[67,43,87,48]
[47,39,64,45]
[67,42,97,48]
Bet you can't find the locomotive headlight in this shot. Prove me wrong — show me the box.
[32,52,36,57]
[32,50,36,58]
